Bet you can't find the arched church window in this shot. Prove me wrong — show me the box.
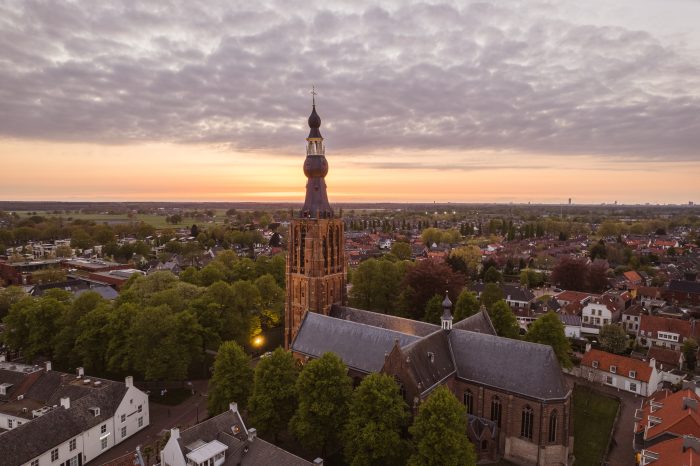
[521,405,534,440]
[548,410,558,443]
[491,396,502,428]
[463,389,473,414]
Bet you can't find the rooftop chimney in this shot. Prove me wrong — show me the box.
[229,402,239,414]
[60,397,70,409]
[683,397,698,412]
[683,435,700,453]
[247,428,257,442]
[45,361,52,372]
[125,376,133,388]
[77,367,84,377]
[313,459,324,465]
[649,358,656,369]
[170,427,180,440]
[0,354,5,362]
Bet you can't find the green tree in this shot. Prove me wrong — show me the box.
[479,283,504,310]
[290,352,353,456]
[391,241,412,261]
[343,373,410,466]
[599,324,628,354]
[74,304,114,374]
[483,266,502,283]
[525,312,572,368]
[683,338,698,371]
[423,294,443,325]
[208,341,254,415]
[255,274,284,327]
[54,244,73,258]
[0,286,25,320]
[248,348,299,440]
[454,290,479,321]
[408,386,476,466]
[489,300,520,339]
[350,258,405,315]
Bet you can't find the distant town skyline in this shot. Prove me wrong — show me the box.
[1,0,699,204]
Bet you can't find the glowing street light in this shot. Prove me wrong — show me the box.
[253,335,264,348]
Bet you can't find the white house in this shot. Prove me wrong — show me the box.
[0,361,149,466]
[581,349,660,396]
[160,402,317,466]
[581,298,621,330]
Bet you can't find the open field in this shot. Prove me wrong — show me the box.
[10,210,232,228]
[573,385,620,466]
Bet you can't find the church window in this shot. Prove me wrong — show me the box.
[463,389,473,414]
[548,410,558,443]
[521,406,534,439]
[491,396,502,428]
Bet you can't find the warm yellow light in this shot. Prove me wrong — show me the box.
[253,336,264,347]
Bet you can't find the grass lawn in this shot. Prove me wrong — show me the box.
[573,385,620,466]
[151,387,193,406]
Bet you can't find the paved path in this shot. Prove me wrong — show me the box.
[92,380,210,465]
[567,375,640,466]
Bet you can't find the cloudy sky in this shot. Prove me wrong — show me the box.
[1,0,699,204]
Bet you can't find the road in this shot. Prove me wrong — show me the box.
[92,380,210,465]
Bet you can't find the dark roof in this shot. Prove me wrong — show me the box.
[401,331,455,394]
[330,305,439,337]
[0,381,128,465]
[449,330,569,400]
[471,283,535,302]
[74,286,119,300]
[668,280,700,294]
[292,312,419,373]
[452,308,497,335]
[24,371,63,402]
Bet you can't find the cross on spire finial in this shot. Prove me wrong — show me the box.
[311,85,317,106]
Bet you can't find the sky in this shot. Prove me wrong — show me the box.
[1,0,699,204]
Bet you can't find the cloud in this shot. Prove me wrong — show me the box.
[0,0,699,161]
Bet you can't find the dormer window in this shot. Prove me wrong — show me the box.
[610,366,617,374]
[629,370,636,379]
[592,361,599,369]
[89,407,101,417]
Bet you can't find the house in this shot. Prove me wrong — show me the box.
[581,298,621,332]
[559,314,582,338]
[472,283,535,311]
[638,315,700,351]
[638,435,700,465]
[624,271,644,288]
[160,402,316,466]
[665,280,700,306]
[581,349,660,396]
[634,388,700,451]
[646,346,684,372]
[622,304,645,335]
[554,290,595,308]
[0,360,148,466]
[638,287,666,311]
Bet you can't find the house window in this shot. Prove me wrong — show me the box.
[121,426,127,438]
[138,416,143,428]
[138,404,142,413]
[592,361,599,369]
[101,424,107,434]
[491,396,502,428]
[51,448,59,461]
[101,438,108,450]
[610,366,617,374]
[69,438,76,451]
[463,390,473,415]
[8,419,12,429]
[548,410,558,443]
[629,371,636,379]
[606,375,613,385]
[521,406,534,440]
[31,460,39,466]
[121,414,126,422]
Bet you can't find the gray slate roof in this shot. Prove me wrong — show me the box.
[0,381,127,465]
[449,329,569,400]
[330,305,439,337]
[292,312,420,373]
[401,331,456,393]
[452,309,497,335]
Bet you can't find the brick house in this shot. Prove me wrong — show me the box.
[637,315,700,351]
[664,280,700,306]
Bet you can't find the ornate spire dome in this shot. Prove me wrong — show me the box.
[301,88,333,218]
[441,291,453,331]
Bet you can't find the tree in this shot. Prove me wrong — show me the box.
[454,290,479,321]
[408,386,476,466]
[343,373,410,466]
[489,300,520,339]
[483,266,502,283]
[479,283,504,310]
[423,294,443,325]
[350,258,405,315]
[587,261,609,293]
[32,267,67,285]
[403,259,465,318]
[525,312,572,369]
[0,286,25,320]
[208,341,253,415]
[290,352,353,456]
[54,244,73,258]
[599,324,628,354]
[255,274,284,327]
[683,338,698,371]
[248,348,299,440]
[551,256,588,291]
[391,241,412,261]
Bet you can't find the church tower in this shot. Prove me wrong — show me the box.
[285,95,346,348]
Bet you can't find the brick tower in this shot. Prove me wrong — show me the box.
[284,95,346,348]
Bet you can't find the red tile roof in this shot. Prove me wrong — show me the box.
[555,290,595,304]
[643,436,700,466]
[640,315,700,341]
[581,349,653,383]
[624,271,643,283]
[636,389,700,440]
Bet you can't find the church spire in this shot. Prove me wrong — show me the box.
[301,88,333,218]
[441,291,453,331]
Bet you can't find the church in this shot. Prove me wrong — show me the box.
[284,99,573,466]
